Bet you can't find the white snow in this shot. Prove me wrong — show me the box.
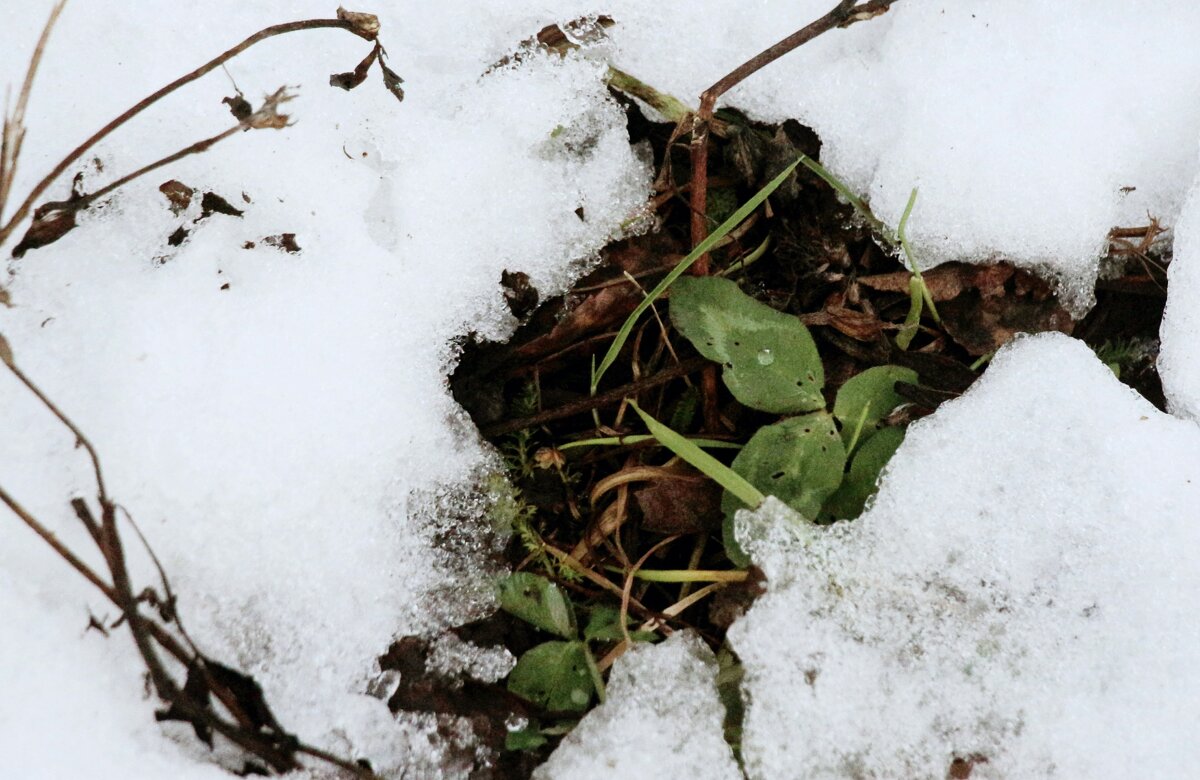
[731,334,1200,778]
[532,632,740,780]
[1,2,646,776]
[605,0,1200,310]
[7,0,1200,777]
[1160,178,1200,419]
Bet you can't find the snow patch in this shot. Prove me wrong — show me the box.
[731,334,1200,778]
[534,632,740,780]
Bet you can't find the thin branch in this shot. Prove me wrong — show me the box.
[481,356,707,438]
[0,484,115,598]
[4,357,108,502]
[683,0,897,429]
[2,356,380,777]
[76,86,294,212]
[0,17,374,247]
[688,0,861,268]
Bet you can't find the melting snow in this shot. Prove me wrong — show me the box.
[532,632,740,780]
[1,2,646,776]
[731,334,1200,778]
[6,0,1200,777]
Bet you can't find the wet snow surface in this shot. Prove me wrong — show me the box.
[3,1,1200,777]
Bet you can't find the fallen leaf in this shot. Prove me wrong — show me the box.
[514,284,640,362]
[199,191,243,219]
[12,198,79,258]
[635,473,721,534]
[858,262,1013,302]
[801,305,884,341]
[501,270,539,319]
[158,179,194,214]
[379,57,405,103]
[262,233,301,253]
[859,262,1073,355]
[329,44,378,91]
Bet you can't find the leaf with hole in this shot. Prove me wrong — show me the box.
[822,425,905,520]
[507,640,594,713]
[670,276,824,414]
[498,572,576,639]
[721,411,846,521]
[832,365,918,450]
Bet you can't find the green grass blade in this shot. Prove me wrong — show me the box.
[591,157,803,394]
[897,187,941,324]
[628,401,765,509]
[797,154,890,241]
[895,276,923,350]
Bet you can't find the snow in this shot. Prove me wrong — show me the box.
[532,632,740,780]
[606,0,1200,311]
[1160,178,1200,419]
[1,2,645,776]
[6,0,1200,777]
[731,334,1200,778]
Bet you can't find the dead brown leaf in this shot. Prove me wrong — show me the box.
[514,285,640,363]
[858,262,1013,302]
[859,262,1072,355]
[262,233,301,253]
[329,44,379,91]
[801,305,883,341]
[635,473,721,535]
[158,180,194,214]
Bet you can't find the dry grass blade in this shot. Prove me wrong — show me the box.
[0,0,67,224]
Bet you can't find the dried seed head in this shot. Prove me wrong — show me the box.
[336,7,380,39]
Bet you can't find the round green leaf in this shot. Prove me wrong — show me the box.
[670,276,824,414]
[832,365,918,449]
[823,425,905,520]
[498,573,576,639]
[721,412,847,521]
[507,641,594,713]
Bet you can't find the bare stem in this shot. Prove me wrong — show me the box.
[0,17,373,247]
[4,358,108,501]
[0,0,66,223]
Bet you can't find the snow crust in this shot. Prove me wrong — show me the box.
[606,0,1200,309]
[1160,178,1200,419]
[731,334,1200,778]
[533,632,740,780]
[1,2,646,776]
[7,1,1200,777]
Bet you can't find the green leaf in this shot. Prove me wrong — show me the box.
[629,401,765,509]
[723,513,751,568]
[505,723,548,752]
[507,641,594,713]
[722,411,847,521]
[823,425,905,520]
[832,365,918,450]
[498,573,576,639]
[591,157,804,394]
[583,605,656,642]
[670,276,824,414]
